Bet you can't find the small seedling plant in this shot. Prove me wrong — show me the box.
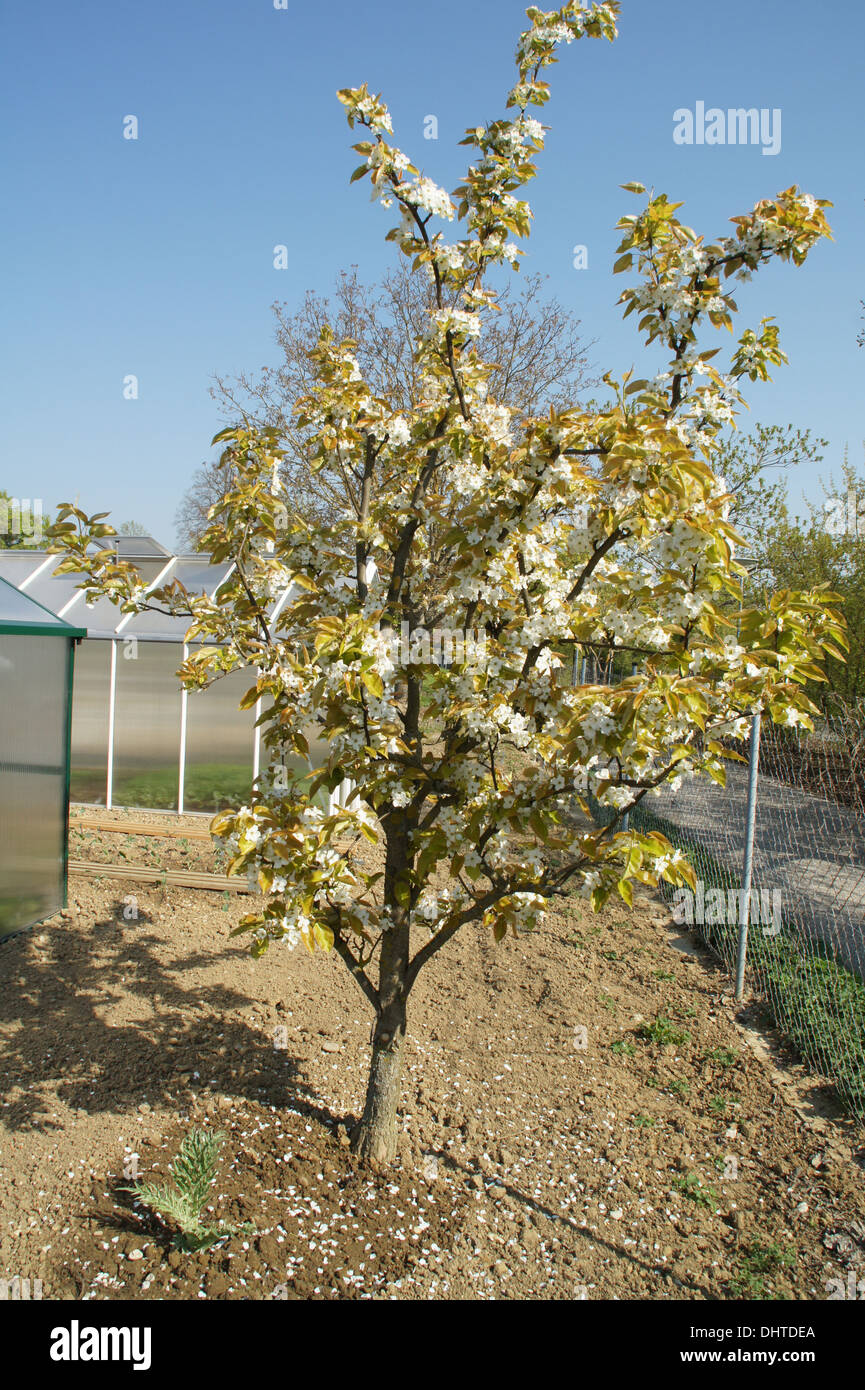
[672,1171,720,1210]
[127,1127,249,1252]
[638,1014,691,1047]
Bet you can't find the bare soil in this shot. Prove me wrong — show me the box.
[2,812,864,1300]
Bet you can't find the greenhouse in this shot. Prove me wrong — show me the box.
[0,574,86,938]
[0,538,320,816]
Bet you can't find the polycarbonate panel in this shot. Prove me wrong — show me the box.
[0,574,66,627]
[175,559,233,594]
[0,634,68,936]
[183,666,256,812]
[112,640,183,809]
[105,537,171,558]
[22,568,94,617]
[0,553,45,589]
[75,560,175,636]
[70,638,112,804]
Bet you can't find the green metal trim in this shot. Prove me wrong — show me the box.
[0,619,86,637]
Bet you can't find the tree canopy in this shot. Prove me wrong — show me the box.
[48,0,842,1166]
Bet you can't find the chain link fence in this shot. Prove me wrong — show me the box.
[588,710,865,1122]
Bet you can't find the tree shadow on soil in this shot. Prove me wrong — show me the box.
[0,900,343,1133]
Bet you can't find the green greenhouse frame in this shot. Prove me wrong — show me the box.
[0,574,86,940]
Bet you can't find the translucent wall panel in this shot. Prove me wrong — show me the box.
[69,637,111,804]
[0,635,68,935]
[112,641,183,809]
[184,667,255,812]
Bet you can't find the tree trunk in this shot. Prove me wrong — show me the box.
[351,994,407,1168]
[351,826,411,1167]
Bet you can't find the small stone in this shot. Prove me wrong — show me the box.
[321,1042,341,1054]
[256,1236,280,1265]
[127,1249,143,1261]
[138,1102,151,1114]
[797,1202,809,1215]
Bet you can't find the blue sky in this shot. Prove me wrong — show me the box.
[2,0,862,546]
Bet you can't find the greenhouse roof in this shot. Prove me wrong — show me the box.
[0,574,87,638]
[0,543,291,641]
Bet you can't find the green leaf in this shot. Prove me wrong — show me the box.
[313,922,335,952]
[361,670,384,698]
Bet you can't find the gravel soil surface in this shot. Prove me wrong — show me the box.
[1,813,864,1300]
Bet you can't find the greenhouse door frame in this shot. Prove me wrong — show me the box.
[61,638,77,907]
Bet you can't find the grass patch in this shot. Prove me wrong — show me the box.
[638,1015,691,1047]
[704,1047,739,1068]
[672,1172,720,1210]
[729,1238,795,1299]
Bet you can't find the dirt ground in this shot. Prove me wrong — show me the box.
[1,809,864,1300]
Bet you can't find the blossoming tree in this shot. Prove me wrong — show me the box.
[51,1,844,1166]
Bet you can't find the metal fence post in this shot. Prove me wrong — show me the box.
[735,712,762,1001]
[622,662,638,835]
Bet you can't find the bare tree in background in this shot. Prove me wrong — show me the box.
[176,263,596,548]
[712,423,827,597]
[175,451,242,553]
